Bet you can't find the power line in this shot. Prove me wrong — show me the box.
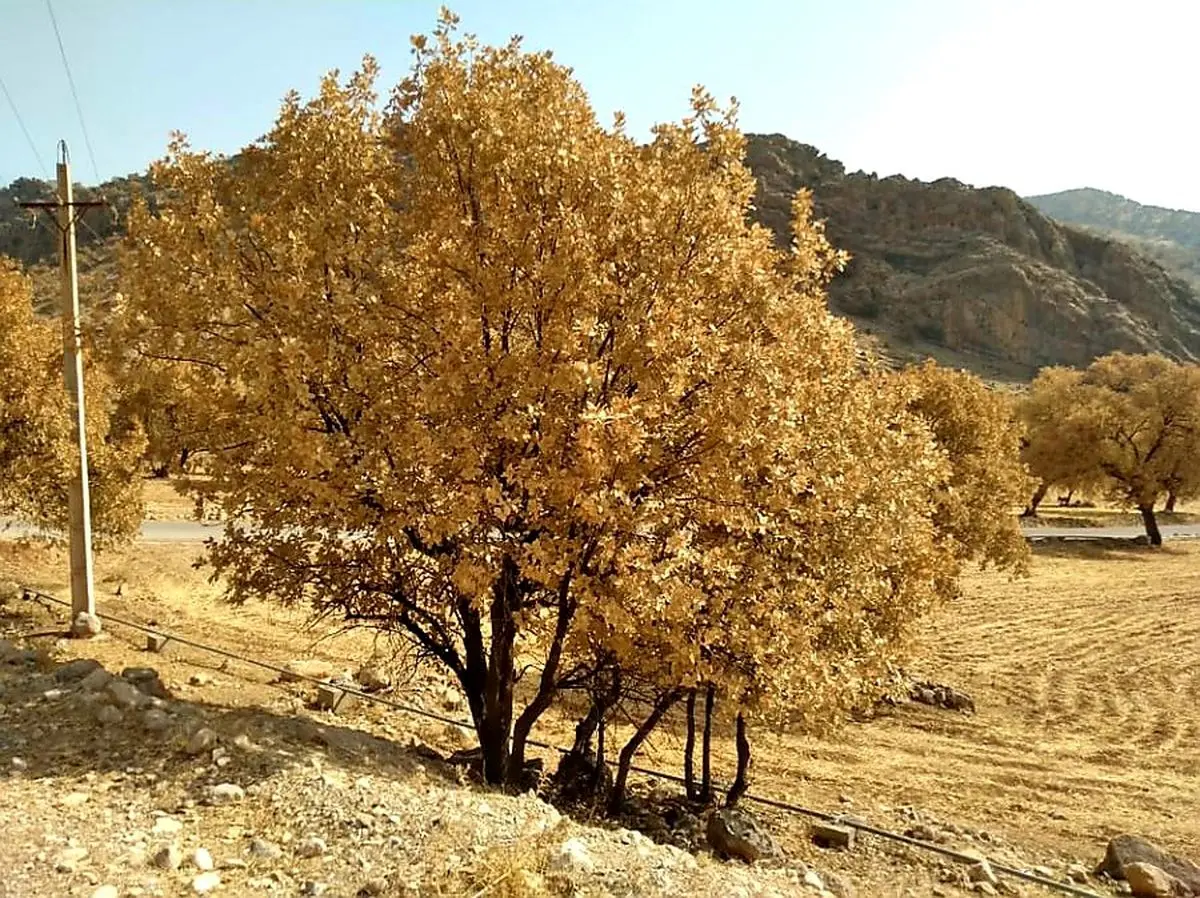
[45,0,101,184]
[0,72,50,180]
[19,583,1107,898]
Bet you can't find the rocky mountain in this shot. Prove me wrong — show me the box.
[1026,187,1200,293]
[6,143,1200,381]
[746,136,1200,380]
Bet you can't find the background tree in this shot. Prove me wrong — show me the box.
[1023,353,1200,545]
[0,258,144,544]
[893,360,1032,590]
[120,14,984,789]
[1016,369,1103,516]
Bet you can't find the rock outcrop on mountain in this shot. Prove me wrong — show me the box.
[1026,187,1200,293]
[6,140,1200,381]
[745,135,1200,379]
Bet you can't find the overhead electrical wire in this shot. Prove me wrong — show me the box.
[0,72,50,179]
[45,0,102,184]
[19,584,1106,898]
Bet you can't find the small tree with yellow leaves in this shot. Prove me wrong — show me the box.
[0,258,144,544]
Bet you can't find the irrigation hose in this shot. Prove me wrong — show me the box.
[19,586,1105,898]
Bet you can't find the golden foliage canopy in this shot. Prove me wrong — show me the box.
[894,360,1031,582]
[1023,352,1200,542]
[0,258,143,544]
[119,14,990,781]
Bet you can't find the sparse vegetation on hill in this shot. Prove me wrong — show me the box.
[1028,187,1200,291]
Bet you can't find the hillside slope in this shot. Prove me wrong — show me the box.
[1026,187,1200,292]
[7,146,1200,380]
[746,136,1200,379]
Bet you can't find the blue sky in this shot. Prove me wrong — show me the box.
[2,0,1197,210]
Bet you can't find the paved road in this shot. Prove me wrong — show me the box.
[4,518,1200,544]
[0,519,225,542]
[1023,523,1200,541]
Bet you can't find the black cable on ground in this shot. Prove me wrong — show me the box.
[18,586,1105,898]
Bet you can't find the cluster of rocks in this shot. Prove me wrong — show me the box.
[908,680,977,714]
[1097,835,1200,898]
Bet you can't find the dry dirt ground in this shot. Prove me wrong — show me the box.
[1,533,1197,897]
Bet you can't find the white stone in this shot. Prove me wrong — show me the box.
[551,837,595,874]
[192,871,221,894]
[296,836,328,858]
[152,816,182,835]
[92,886,119,898]
[192,848,214,871]
[187,728,218,756]
[208,783,245,803]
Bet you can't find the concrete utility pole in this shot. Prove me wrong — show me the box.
[18,141,105,636]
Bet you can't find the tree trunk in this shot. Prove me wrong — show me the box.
[608,689,683,815]
[683,689,698,801]
[699,684,715,804]
[1165,491,1178,513]
[591,713,606,794]
[572,701,601,755]
[1022,481,1048,517]
[506,569,576,784]
[1139,503,1163,547]
[725,712,751,807]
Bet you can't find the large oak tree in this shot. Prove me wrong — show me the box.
[120,14,990,786]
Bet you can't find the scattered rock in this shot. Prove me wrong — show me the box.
[142,709,171,732]
[188,673,213,686]
[249,837,283,860]
[910,680,976,713]
[106,678,150,710]
[192,871,221,894]
[61,791,90,808]
[121,667,171,698]
[1099,836,1200,893]
[153,845,182,870]
[296,836,328,858]
[355,663,390,693]
[91,886,119,898]
[279,659,335,683]
[55,658,104,682]
[824,871,856,898]
[207,783,245,804]
[192,848,214,871]
[54,845,90,872]
[72,612,103,637]
[972,884,999,896]
[551,837,596,874]
[94,703,123,725]
[803,869,825,890]
[1123,863,1188,898]
[551,749,613,804]
[186,728,218,756]
[810,821,855,851]
[707,807,780,863]
[153,816,183,835]
[80,667,115,691]
[301,882,329,897]
[968,860,999,887]
[10,757,27,771]
[357,877,389,896]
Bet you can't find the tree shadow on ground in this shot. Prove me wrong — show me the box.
[1028,539,1189,562]
[0,629,456,800]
